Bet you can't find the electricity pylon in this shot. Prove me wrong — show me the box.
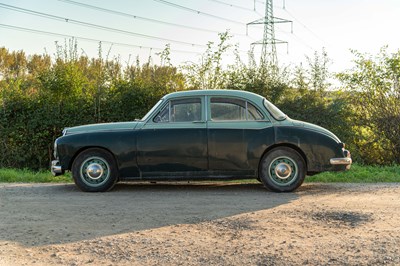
[247,0,292,71]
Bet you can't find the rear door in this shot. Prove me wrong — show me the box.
[207,97,274,175]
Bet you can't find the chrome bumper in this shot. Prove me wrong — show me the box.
[51,160,64,176]
[330,149,352,170]
[330,157,352,165]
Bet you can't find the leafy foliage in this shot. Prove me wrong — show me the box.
[0,44,186,169]
[337,47,400,164]
[183,32,232,90]
[277,50,353,156]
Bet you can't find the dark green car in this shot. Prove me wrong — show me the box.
[51,89,351,192]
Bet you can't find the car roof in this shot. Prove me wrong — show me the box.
[163,89,265,104]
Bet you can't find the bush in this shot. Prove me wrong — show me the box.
[0,46,186,169]
[338,48,400,164]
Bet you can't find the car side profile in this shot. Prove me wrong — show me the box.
[51,89,352,192]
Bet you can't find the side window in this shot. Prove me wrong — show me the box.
[210,98,264,121]
[247,102,264,121]
[211,98,246,121]
[154,98,201,123]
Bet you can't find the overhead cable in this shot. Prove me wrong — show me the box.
[208,0,254,12]
[153,0,245,25]
[57,0,246,36]
[0,23,202,54]
[283,8,325,43]
[0,3,206,48]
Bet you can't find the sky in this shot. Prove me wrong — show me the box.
[0,0,399,73]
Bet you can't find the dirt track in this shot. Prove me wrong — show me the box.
[0,182,399,265]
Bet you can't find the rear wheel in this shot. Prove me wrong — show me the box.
[72,148,118,192]
[259,147,306,192]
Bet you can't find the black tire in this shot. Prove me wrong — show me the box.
[72,148,118,192]
[259,147,306,192]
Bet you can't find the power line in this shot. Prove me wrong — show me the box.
[0,23,202,55]
[57,0,247,37]
[275,25,315,52]
[207,0,254,12]
[0,2,257,59]
[153,0,245,25]
[0,3,207,48]
[256,0,323,43]
[283,8,325,44]
[256,1,324,50]
[247,0,292,68]
[255,1,323,51]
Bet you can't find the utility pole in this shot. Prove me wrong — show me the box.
[247,0,292,71]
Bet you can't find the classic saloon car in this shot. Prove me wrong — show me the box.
[51,89,351,192]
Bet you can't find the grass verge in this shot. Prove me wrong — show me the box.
[306,163,400,183]
[0,168,71,183]
[0,164,399,184]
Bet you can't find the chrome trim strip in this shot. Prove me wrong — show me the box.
[204,95,208,121]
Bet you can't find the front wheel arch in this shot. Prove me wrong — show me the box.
[71,147,119,192]
[68,146,118,170]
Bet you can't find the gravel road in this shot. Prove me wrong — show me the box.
[0,182,399,265]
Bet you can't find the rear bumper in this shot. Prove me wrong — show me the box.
[330,157,352,165]
[51,160,64,176]
[330,149,352,170]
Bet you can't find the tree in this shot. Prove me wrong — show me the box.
[183,32,232,90]
[338,47,400,164]
[307,48,331,92]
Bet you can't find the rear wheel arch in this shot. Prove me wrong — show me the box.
[258,145,307,192]
[258,144,308,174]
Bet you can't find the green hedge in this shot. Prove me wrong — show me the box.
[1,45,399,169]
[0,47,186,169]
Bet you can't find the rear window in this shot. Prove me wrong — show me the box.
[263,99,287,120]
[210,98,264,121]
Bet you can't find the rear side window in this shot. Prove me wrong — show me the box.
[210,98,264,121]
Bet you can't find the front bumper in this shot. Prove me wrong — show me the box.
[51,160,64,176]
[330,149,352,169]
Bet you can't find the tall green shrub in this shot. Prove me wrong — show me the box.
[0,44,186,169]
[338,47,400,164]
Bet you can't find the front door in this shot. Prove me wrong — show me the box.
[137,96,208,177]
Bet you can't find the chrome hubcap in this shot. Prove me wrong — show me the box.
[86,163,103,179]
[275,162,292,179]
[269,156,298,186]
[80,157,110,187]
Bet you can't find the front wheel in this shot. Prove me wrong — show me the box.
[72,148,118,192]
[259,147,306,192]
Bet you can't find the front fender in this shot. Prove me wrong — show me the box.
[56,130,139,177]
